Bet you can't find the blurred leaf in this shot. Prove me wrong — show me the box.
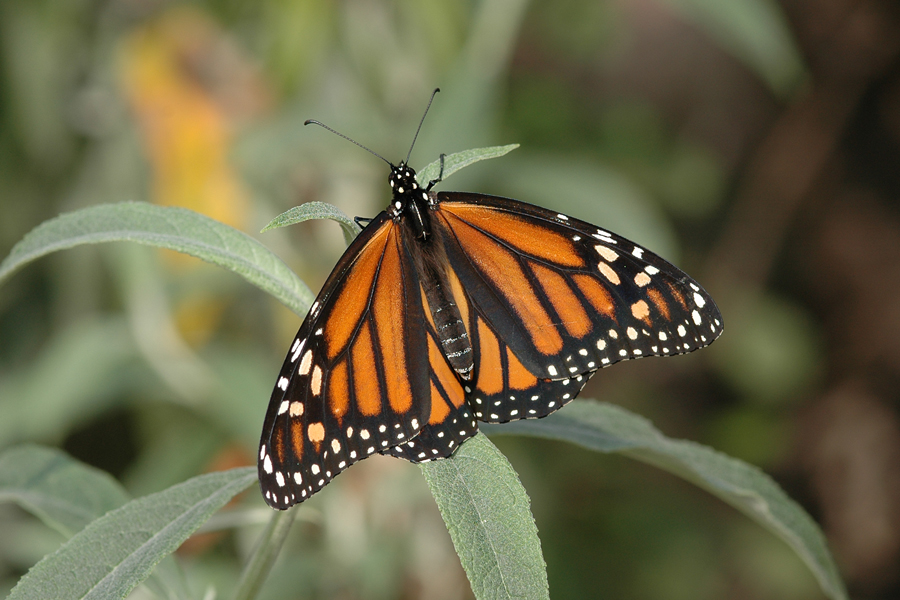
[661,0,806,96]
[420,433,549,600]
[487,401,847,600]
[0,317,137,446]
[417,144,520,188]
[8,467,257,600]
[0,202,313,317]
[0,445,129,538]
[261,202,361,245]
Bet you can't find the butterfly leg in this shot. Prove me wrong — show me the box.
[427,153,446,191]
[354,216,374,229]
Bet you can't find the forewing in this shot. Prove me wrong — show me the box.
[258,214,430,509]
[434,191,723,383]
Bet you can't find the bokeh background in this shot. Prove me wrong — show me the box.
[1,0,899,598]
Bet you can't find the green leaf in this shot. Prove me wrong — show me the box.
[0,445,130,538]
[416,144,519,189]
[485,401,848,600]
[261,201,361,244]
[8,467,257,600]
[420,433,549,600]
[259,145,519,242]
[0,202,313,317]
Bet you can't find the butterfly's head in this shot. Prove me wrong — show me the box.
[389,162,432,238]
[388,162,429,211]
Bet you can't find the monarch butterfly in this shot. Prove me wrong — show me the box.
[258,91,723,509]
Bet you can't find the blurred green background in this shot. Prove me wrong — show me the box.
[2,0,899,598]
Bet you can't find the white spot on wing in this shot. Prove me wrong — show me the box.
[299,350,313,375]
[291,339,305,362]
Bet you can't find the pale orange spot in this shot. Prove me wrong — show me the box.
[598,262,620,285]
[632,300,652,326]
[596,245,618,262]
[634,272,651,287]
[631,300,650,320]
[311,365,323,396]
[307,422,325,443]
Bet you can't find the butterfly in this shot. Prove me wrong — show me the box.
[258,91,723,509]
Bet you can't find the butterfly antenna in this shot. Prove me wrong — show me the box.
[405,88,440,165]
[304,120,392,166]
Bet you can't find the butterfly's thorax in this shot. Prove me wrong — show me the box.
[389,163,474,380]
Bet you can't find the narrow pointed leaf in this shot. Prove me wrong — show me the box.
[420,433,549,600]
[485,400,847,600]
[0,202,313,316]
[8,467,257,600]
[261,202,361,244]
[416,144,519,188]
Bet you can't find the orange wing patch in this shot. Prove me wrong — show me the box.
[572,274,616,320]
[646,288,671,320]
[445,215,563,356]
[529,261,592,338]
[325,223,392,359]
[373,232,413,414]
[351,322,381,416]
[288,421,303,461]
[506,346,538,390]
[442,204,584,268]
[476,318,504,395]
[328,360,349,420]
[666,281,688,309]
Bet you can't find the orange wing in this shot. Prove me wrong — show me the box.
[383,260,591,463]
[258,214,431,509]
[433,192,722,385]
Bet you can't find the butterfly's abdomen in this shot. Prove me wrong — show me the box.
[412,229,475,380]
[425,280,473,380]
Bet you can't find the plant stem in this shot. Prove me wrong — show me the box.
[230,508,297,600]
